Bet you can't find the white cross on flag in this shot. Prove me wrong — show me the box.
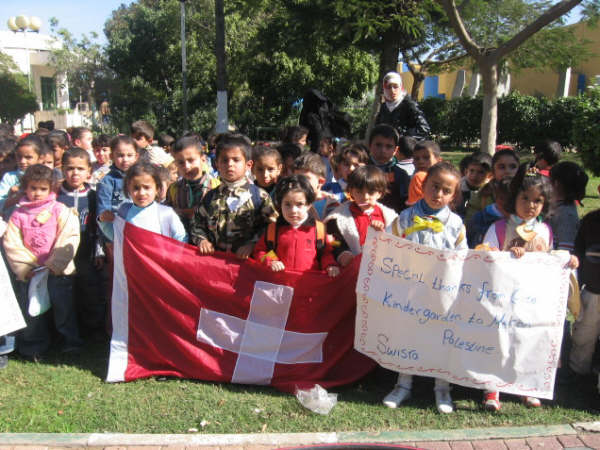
[107,218,374,392]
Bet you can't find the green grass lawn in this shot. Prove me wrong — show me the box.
[1,152,599,434]
[0,341,599,434]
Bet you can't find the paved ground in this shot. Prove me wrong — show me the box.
[0,437,598,449]
[2,424,600,449]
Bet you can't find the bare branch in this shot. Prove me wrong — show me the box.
[424,40,461,62]
[438,0,481,57]
[494,0,583,61]
[424,53,468,69]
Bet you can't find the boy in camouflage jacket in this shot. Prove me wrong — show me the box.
[191,133,276,258]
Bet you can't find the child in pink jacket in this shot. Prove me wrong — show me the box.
[3,164,81,360]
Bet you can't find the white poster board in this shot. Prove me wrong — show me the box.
[355,229,570,400]
[0,255,26,337]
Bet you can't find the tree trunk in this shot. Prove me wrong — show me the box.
[366,32,399,140]
[480,60,498,156]
[411,73,425,99]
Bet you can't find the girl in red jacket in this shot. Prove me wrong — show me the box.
[253,175,340,277]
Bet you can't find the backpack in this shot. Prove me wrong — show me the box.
[265,220,326,267]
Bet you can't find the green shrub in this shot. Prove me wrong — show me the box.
[419,96,450,138]
[497,93,541,148]
[445,96,482,146]
[417,92,598,156]
[572,86,600,176]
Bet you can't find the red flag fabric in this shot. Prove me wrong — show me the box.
[107,218,375,392]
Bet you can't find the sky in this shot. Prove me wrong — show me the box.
[0,0,584,44]
[0,0,135,42]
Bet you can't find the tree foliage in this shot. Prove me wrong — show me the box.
[439,0,596,154]
[102,0,379,137]
[48,18,114,111]
[0,52,38,125]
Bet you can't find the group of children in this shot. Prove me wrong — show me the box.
[0,120,598,416]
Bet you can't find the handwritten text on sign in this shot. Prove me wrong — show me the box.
[355,229,570,399]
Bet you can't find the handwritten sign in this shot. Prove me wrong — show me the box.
[355,229,570,399]
[0,255,25,337]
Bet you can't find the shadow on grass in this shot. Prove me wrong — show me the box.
[30,334,600,420]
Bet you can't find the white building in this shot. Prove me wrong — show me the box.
[0,26,88,134]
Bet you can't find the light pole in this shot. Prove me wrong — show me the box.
[7,15,41,132]
[180,0,188,133]
[215,0,228,133]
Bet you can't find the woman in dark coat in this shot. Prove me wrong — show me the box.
[375,71,430,140]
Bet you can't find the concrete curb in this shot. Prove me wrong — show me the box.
[0,423,587,447]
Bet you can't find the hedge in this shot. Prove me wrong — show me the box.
[419,89,600,174]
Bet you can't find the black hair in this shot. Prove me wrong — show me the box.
[252,145,282,165]
[278,143,303,163]
[21,164,55,191]
[38,144,53,162]
[281,125,309,145]
[336,144,369,167]
[397,136,416,158]
[45,130,70,150]
[71,127,91,143]
[0,137,17,157]
[319,135,335,148]
[110,135,138,153]
[414,140,441,158]
[130,120,155,141]
[38,120,55,131]
[492,148,519,168]
[183,131,206,149]
[468,151,493,172]
[215,133,252,161]
[507,164,553,216]
[293,152,326,179]
[424,161,461,188]
[0,123,14,138]
[156,164,171,184]
[369,124,399,146]
[346,165,387,194]
[534,140,562,166]
[17,135,47,156]
[273,174,316,213]
[124,162,162,199]
[550,161,588,203]
[173,135,203,154]
[459,154,472,175]
[62,147,92,168]
[93,134,113,148]
[158,134,175,148]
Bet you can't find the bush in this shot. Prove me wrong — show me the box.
[572,86,600,176]
[497,93,541,148]
[444,96,482,147]
[417,92,597,156]
[419,97,450,138]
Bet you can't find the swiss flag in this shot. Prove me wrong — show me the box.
[107,218,375,392]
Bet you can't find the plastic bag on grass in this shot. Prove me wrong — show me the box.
[295,384,337,415]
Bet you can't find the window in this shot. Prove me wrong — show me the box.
[424,76,439,99]
[41,77,56,110]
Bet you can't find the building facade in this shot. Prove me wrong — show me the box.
[0,29,88,133]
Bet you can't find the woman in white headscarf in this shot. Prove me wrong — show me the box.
[375,72,430,140]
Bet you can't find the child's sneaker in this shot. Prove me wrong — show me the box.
[483,391,501,411]
[522,396,541,408]
[435,387,453,414]
[383,385,411,408]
